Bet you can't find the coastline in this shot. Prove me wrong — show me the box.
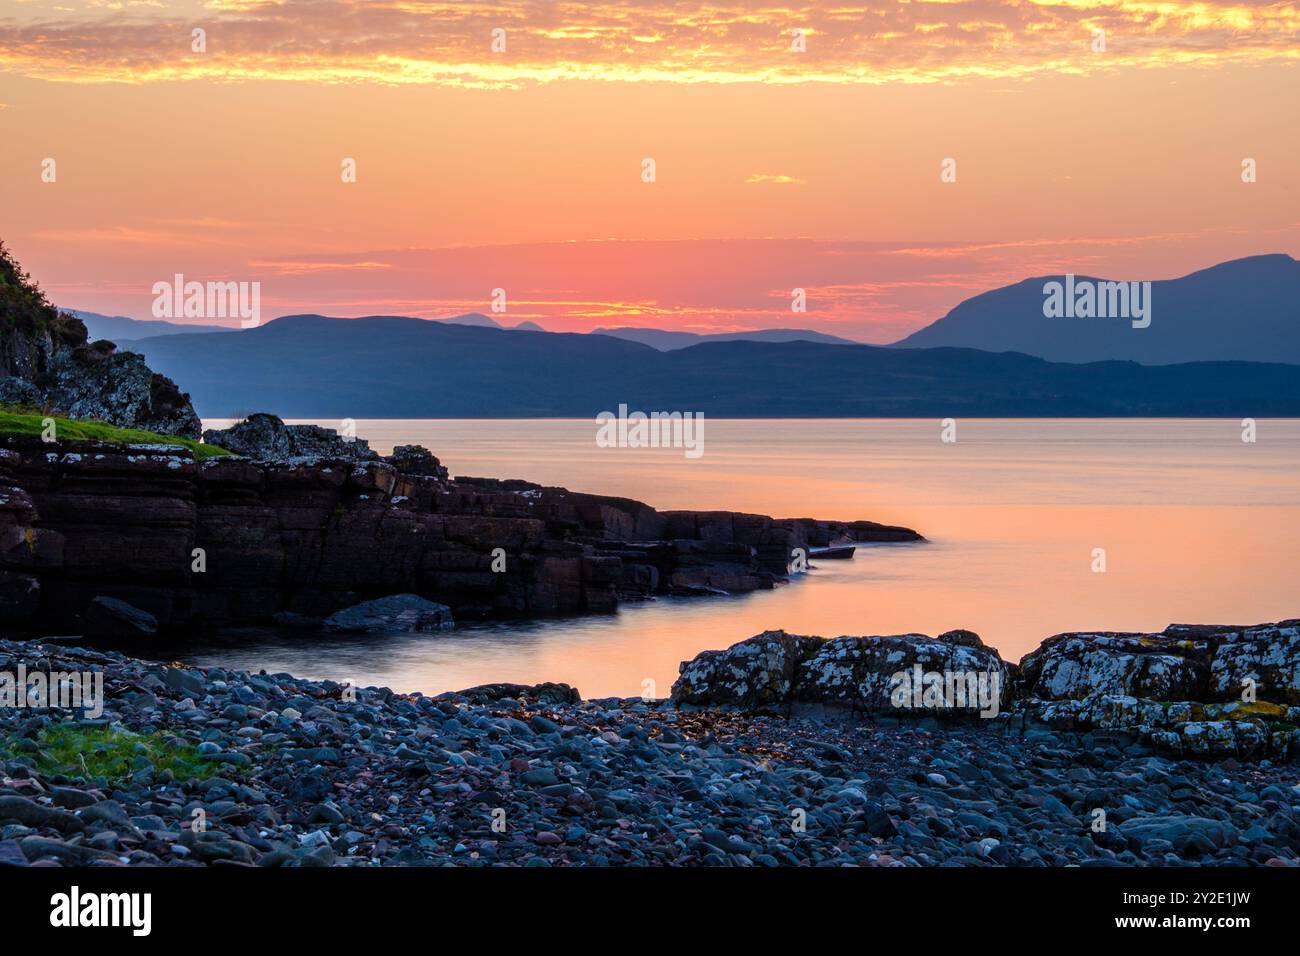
[0,427,920,639]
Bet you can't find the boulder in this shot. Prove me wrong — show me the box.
[1122,815,1239,854]
[1016,620,1300,760]
[1019,630,1209,701]
[43,346,202,439]
[388,444,448,478]
[83,596,158,640]
[202,413,379,463]
[448,682,581,705]
[672,628,1013,718]
[322,594,454,634]
[1206,620,1300,704]
[672,630,816,712]
[799,629,1015,717]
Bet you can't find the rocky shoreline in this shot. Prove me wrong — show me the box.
[0,415,919,637]
[1,619,1297,868]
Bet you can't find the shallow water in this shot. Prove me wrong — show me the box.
[182,418,1300,697]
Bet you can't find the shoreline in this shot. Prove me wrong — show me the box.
[1,618,1297,867]
[0,421,921,640]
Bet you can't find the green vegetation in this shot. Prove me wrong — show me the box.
[0,239,61,334]
[0,405,230,458]
[16,724,219,784]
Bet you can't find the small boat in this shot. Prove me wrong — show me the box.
[809,544,856,560]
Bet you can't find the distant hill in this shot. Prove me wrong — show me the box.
[68,309,545,343]
[893,254,1300,364]
[126,313,1300,418]
[67,310,230,342]
[433,312,544,332]
[593,326,860,350]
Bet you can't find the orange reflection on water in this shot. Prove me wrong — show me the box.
[187,419,1300,697]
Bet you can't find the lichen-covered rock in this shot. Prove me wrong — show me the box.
[672,630,819,712]
[672,628,1013,719]
[202,413,378,463]
[43,346,202,439]
[1019,630,1209,702]
[322,593,453,633]
[1207,620,1300,704]
[1021,621,1300,706]
[1017,620,1300,760]
[798,629,1014,717]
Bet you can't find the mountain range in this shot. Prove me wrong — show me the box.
[70,308,545,343]
[74,309,850,351]
[68,310,229,342]
[59,252,1300,418]
[591,327,860,350]
[125,313,1300,418]
[72,254,1297,367]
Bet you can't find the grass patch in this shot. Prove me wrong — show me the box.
[0,405,230,459]
[23,724,220,784]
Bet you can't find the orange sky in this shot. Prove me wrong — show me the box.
[1,0,1297,341]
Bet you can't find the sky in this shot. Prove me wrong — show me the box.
[0,0,1297,342]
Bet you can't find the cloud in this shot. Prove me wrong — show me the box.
[247,258,395,276]
[744,173,805,185]
[1,0,1296,86]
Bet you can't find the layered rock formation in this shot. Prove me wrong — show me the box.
[0,433,920,635]
[671,620,1300,760]
[0,242,201,438]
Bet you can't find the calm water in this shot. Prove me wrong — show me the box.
[185,419,1300,698]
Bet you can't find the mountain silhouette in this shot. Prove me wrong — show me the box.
[893,254,1300,364]
[592,327,860,350]
[126,313,1300,418]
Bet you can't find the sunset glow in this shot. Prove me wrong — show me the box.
[1,0,1296,339]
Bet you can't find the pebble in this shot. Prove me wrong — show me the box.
[0,638,1296,867]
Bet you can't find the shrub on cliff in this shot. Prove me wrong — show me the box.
[0,240,203,438]
[0,240,87,381]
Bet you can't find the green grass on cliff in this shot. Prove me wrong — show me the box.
[0,406,230,459]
